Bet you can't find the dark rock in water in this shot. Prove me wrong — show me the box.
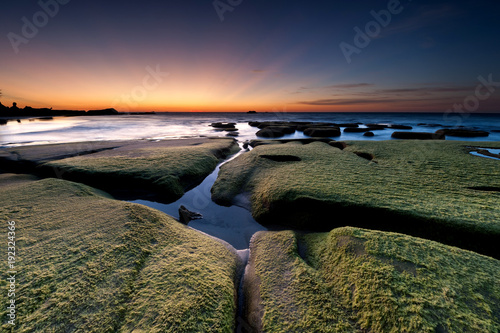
[388,124,413,130]
[392,131,445,140]
[247,110,257,113]
[248,121,261,127]
[256,126,295,138]
[211,122,237,129]
[242,141,250,150]
[304,127,341,137]
[250,138,332,147]
[363,131,375,137]
[329,141,347,150]
[296,122,335,131]
[178,205,203,225]
[260,155,301,162]
[344,127,371,133]
[435,129,489,138]
[226,132,239,137]
[0,119,8,125]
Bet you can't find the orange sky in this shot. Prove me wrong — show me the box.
[1,2,499,113]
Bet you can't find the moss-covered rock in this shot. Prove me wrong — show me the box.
[245,228,500,332]
[0,175,241,332]
[212,140,500,257]
[0,138,239,202]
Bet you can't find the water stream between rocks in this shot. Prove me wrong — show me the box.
[130,143,266,250]
[131,142,263,331]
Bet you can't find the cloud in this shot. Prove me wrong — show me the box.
[326,83,374,89]
[377,86,472,94]
[297,98,405,106]
[380,3,461,37]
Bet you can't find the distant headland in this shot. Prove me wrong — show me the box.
[0,101,155,118]
[0,101,122,117]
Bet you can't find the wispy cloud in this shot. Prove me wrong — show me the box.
[326,83,374,89]
[251,69,266,73]
[297,98,406,106]
[380,3,461,37]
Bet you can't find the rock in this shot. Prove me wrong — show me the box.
[304,127,341,137]
[296,122,334,131]
[435,129,489,138]
[328,141,347,150]
[250,138,332,147]
[178,205,203,224]
[256,126,295,138]
[211,122,237,129]
[344,127,371,133]
[391,131,445,140]
[363,131,375,137]
[388,124,412,130]
[247,110,257,113]
[248,121,261,127]
[226,132,239,137]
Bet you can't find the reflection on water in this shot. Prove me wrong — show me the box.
[470,148,500,161]
[132,146,267,250]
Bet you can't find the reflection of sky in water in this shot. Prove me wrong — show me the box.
[470,148,500,161]
[132,149,267,250]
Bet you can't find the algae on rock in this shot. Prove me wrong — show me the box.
[245,228,500,332]
[0,175,241,332]
[212,140,500,257]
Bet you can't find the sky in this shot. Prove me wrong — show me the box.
[0,0,499,112]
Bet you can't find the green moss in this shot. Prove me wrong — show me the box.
[212,140,500,257]
[249,228,500,332]
[0,175,240,332]
[42,138,239,201]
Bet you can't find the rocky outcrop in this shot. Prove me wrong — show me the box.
[435,129,489,137]
[256,126,295,138]
[392,131,445,140]
[303,127,341,137]
[178,205,203,224]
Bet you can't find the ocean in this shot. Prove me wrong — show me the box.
[1,112,500,147]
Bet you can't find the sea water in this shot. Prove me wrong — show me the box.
[1,112,500,147]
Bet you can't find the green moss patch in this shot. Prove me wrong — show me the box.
[212,140,500,257]
[247,228,500,332]
[1,138,239,202]
[0,175,240,332]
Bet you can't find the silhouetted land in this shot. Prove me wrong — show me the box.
[0,101,123,118]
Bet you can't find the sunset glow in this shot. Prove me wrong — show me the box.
[1,1,499,112]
